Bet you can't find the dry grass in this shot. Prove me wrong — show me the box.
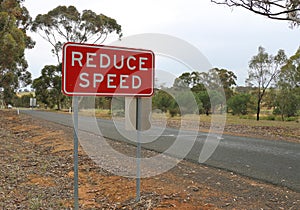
[89,109,299,129]
[200,114,299,129]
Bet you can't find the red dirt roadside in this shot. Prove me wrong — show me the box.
[0,110,299,209]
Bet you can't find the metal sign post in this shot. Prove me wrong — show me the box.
[136,97,142,201]
[73,96,79,210]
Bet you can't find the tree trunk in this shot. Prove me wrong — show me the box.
[220,103,223,114]
[57,98,60,110]
[205,109,209,116]
[256,99,261,121]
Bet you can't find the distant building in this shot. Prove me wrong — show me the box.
[16,91,36,98]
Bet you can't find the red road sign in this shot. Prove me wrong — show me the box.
[62,42,155,96]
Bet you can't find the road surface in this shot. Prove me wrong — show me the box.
[22,110,300,192]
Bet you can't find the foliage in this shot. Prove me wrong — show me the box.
[0,0,35,47]
[173,72,192,89]
[174,91,200,115]
[152,89,174,113]
[211,68,237,100]
[280,47,300,88]
[0,0,34,104]
[285,116,298,121]
[174,68,236,97]
[273,89,298,120]
[32,64,67,109]
[158,46,299,121]
[208,89,226,114]
[246,46,287,120]
[211,0,300,27]
[13,93,33,107]
[273,47,300,120]
[152,89,203,117]
[263,88,277,109]
[274,87,299,120]
[31,6,122,109]
[173,68,235,114]
[194,91,210,115]
[227,93,255,115]
[235,86,254,94]
[266,115,276,121]
[31,5,122,63]
[95,97,112,109]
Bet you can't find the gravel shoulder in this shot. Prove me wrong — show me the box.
[0,110,299,209]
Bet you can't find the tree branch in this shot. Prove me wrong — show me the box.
[211,0,300,23]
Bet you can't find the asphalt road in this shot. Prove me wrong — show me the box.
[22,110,300,192]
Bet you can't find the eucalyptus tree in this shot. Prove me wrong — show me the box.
[173,68,236,114]
[173,68,236,94]
[32,64,64,109]
[0,0,34,104]
[173,72,193,89]
[31,5,122,64]
[280,47,300,88]
[209,68,237,100]
[32,5,122,109]
[246,46,287,121]
[275,47,300,119]
[274,87,298,120]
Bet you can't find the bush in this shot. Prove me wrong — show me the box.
[285,117,297,122]
[272,107,281,115]
[169,109,178,117]
[266,115,276,121]
[260,115,277,121]
[227,94,254,115]
[239,115,255,120]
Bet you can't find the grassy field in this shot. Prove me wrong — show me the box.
[197,114,299,128]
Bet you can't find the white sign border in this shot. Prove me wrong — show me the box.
[62,42,155,97]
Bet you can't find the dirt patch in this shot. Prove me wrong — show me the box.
[25,175,56,187]
[0,110,299,209]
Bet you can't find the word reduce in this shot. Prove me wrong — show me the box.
[72,51,147,89]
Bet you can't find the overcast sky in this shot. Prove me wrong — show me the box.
[24,0,300,86]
